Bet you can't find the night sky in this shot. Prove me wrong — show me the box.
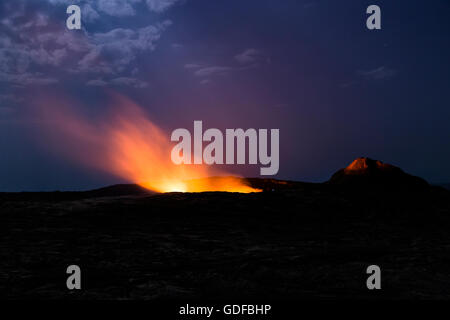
[1,0,449,191]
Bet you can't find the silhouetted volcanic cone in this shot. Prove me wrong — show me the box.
[328,157,429,190]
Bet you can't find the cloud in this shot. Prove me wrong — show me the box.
[111,77,148,88]
[19,13,49,29]
[358,66,397,80]
[0,10,89,84]
[185,49,268,84]
[78,22,171,74]
[0,49,30,74]
[82,4,100,22]
[184,63,234,83]
[146,0,181,13]
[184,63,202,69]
[47,0,80,4]
[86,79,107,87]
[184,49,268,84]
[171,43,183,49]
[0,0,172,84]
[29,47,68,67]
[0,72,58,86]
[0,36,12,48]
[2,1,25,20]
[234,48,268,65]
[45,0,183,15]
[97,0,139,17]
[185,49,267,83]
[0,1,177,86]
[90,23,171,52]
[340,66,397,88]
[339,80,357,88]
[194,66,232,77]
[86,77,148,88]
[36,30,92,53]
[77,47,114,74]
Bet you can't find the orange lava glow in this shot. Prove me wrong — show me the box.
[150,176,260,193]
[35,93,261,193]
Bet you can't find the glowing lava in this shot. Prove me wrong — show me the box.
[141,176,258,193]
[35,93,261,193]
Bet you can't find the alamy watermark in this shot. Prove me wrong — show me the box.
[66,265,81,290]
[366,5,381,30]
[66,4,381,31]
[171,121,279,175]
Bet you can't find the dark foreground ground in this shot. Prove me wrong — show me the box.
[1,179,450,300]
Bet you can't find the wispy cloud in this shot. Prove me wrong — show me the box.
[82,4,100,22]
[111,77,148,88]
[146,0,182,13]
[185,48,269,84]
[45,0,183,16]
[357,66,397,80]
[0,72,58,86]
[194,66,232,77]
[97,0,138,17]
[86,77,148,89]
[171,43,183,49]
[184,63,203,69]
[341,66,397,88]
[86,79,107,87]
[234,48,268,65]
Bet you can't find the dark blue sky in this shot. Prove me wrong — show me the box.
[1,0,449,191]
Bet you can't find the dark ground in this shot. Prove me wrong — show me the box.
[1,178,450,300]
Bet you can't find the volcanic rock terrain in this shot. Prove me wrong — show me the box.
[1,158,449,299]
